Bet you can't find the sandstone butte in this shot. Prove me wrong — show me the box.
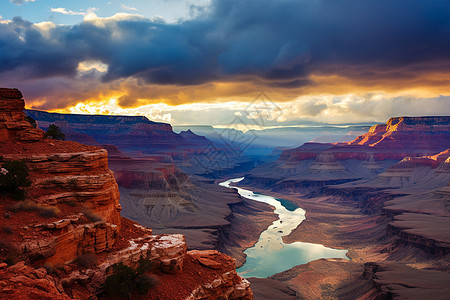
[280,116,450,162]
[0,88,253,300]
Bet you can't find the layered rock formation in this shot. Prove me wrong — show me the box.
[1,89,121,227]
[0,88,253,299]
[100,145,254,250]
[0,88,44,143]
[350,116,450,151]
[362,262,450,299]
[236,116,450,299]
[245,116,450,191]
[26,109,254,177]
[282,116,450,161]
[26,109,176,151]
[26,109,255,250]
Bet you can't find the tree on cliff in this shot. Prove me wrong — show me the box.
[0,160,32,200]
[44,124,65,140]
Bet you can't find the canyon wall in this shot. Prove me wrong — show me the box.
[26,109,255,250]
[247,116,450,191]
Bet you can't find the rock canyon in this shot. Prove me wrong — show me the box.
[2,87,449,299]
[0,88,253,299]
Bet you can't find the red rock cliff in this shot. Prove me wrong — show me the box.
[0,88,253,299]
[281,116,450,163]
[0,88,121,227]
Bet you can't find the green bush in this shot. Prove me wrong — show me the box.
[102,258,157,299]
[0,160,32,200]
[45,124,65,140]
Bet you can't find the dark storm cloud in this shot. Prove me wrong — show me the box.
[1,0,450,96]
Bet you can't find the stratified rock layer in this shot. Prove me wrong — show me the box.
[0,88,44,142]
[0,88,253,299]
[239,116,450,299]
[0,88,121,229]
[281,116,450,164]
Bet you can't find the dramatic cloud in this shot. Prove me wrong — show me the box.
[1,0,450,112]
[63,93,450,126]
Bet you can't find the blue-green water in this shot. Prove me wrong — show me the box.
[219,177,348,278]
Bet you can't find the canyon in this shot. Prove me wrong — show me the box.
[234,116,450,299]
[26,109,259,252]
[0,88,253,299]
[8,88,450,299]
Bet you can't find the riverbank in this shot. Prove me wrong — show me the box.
[220,178,348,277]
[236,186,386,263]
[224,182,450,298]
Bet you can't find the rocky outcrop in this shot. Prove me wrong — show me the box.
[0,88,121,225]
[186,250,253,300]
[1,88,254,299]
[58,234,186,295]
[2,150,122,226]
[0,88,121,267]
[0,261,70,300]
[351,116,450,150]
[23,216,119,266]
[386,213,450,256]
[1,233,253,300]
[56,237,253,299]
[280,116,450,166]
[0,88,44,143]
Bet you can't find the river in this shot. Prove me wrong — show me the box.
[219,177,348,278]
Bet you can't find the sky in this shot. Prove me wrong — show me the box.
[1,0,450,127]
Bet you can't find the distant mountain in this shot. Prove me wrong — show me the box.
[174,124,372,157]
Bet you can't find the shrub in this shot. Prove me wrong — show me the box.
[38,206,59,218]
[102,258,157,299]
[10,200,60,218]
[25,116,37,128]
[0,160,32,200]
[45,124,65,140]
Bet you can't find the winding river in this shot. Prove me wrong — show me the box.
[219,177,348,278]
